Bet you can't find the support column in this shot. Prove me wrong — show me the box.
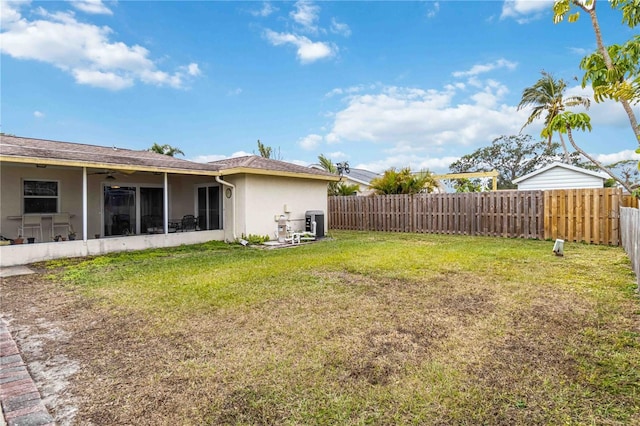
[82,167,88,241]
[164,173,169,234]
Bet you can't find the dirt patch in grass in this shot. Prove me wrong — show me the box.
[1,239,639,425]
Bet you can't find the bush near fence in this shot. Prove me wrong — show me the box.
[329,188,636,246]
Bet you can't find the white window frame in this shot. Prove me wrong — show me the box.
[22,179,60,214]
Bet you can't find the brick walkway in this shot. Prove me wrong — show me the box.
[0,319,55,426]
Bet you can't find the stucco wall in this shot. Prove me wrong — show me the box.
[1,163,223,240]
[231,174,328,239]
[516,167,605,190]
[1,163,83,239]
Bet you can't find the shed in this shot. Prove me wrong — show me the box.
[512,162,607,190]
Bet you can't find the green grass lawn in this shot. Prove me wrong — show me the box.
[51,231,639,425]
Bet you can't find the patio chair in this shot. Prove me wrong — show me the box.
[181,214,197,232]
[51,212,72,240]
[19,215,43,242]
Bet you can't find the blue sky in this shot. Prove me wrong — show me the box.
[2,0,639,173]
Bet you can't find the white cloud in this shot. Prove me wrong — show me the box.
[264,30,336,63]
[290,0,320,33]
[191,154,228,163]
[227,88,242,96]
[190,150,253,164]
[565,85,640,128]
[330,18,351,37]
[426,2,440,19]
[70,0,113,15]
[185,63,201,76]
[33,110,44,118]
[249,2,277,18]
[298,133,323,150]
[594,149,640,164]
[500,0,554,23]
[452,59,518,78]
[0,3,200,90]
[355,154,460,174]
[323,83,529,162]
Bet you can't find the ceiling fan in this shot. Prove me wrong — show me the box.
[89,169,135,180]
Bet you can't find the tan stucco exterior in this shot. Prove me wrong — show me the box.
[226,174,329,239]
[0,135,337,267]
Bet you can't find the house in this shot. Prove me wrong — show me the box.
[512,162,608,190]
[309,164,381,195]
[0,135,338,267]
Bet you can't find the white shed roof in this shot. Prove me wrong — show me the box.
[513,162,607,184]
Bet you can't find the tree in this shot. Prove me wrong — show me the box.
[336,182,360,196]
[452,178,485,193]
[517,71,590,162]
[543,111,635,193]
[317,154,360,195]
[369,167,438,195]
[449,135,562,190]
[149,143,184,157]
[256,139,282,160]
[257,139,272,158]
[604,159,640,189]
[553,0,640,144]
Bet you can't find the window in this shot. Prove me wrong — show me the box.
[23,180,59,213]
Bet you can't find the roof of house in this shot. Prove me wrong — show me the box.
[513,162,608,184]
[0,135,338,181]
[211,155,338,180]
[0,134,220,175]
[347,168,380,186]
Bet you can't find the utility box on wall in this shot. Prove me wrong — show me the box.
[305,210,324,237]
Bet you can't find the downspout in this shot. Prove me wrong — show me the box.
[215,176,237,241]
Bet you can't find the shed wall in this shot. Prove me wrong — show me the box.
[517,167,604,190]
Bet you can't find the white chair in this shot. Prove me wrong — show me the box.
[51,213,72,240]
[19,215,43,242]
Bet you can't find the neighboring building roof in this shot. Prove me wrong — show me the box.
[0,134,220,175]
[308,164,379,186]
[513,162,608,184]
[347,168,380,186]
[211,155,338,181]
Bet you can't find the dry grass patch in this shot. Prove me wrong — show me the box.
[1,232,638,425]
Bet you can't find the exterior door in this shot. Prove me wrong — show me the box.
[104,186,136,236]
[197,186,221,230]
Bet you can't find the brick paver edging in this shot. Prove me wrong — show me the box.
[0,318,55,426]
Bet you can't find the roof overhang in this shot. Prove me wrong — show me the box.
[219,166,341,182]
[0,155,221,176]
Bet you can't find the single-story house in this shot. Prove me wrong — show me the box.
[0,135,338,267]
[512,162,608,190]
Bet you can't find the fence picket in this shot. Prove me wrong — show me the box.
[329,188,631,245]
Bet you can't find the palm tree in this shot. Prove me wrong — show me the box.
[518,71,590,163]
[543,111,634,193]
[149,143,184,157]
[317,154,339,195]
[369,167,438,195]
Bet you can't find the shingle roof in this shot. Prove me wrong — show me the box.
[0,135,220,174]
[210,155,337,179]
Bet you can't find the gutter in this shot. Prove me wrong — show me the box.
[215,176,237,241]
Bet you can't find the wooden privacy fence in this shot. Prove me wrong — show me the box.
[329,191,543,239]
[329,188,635,245]
[620,207,640,286]
[543,188,627,246]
